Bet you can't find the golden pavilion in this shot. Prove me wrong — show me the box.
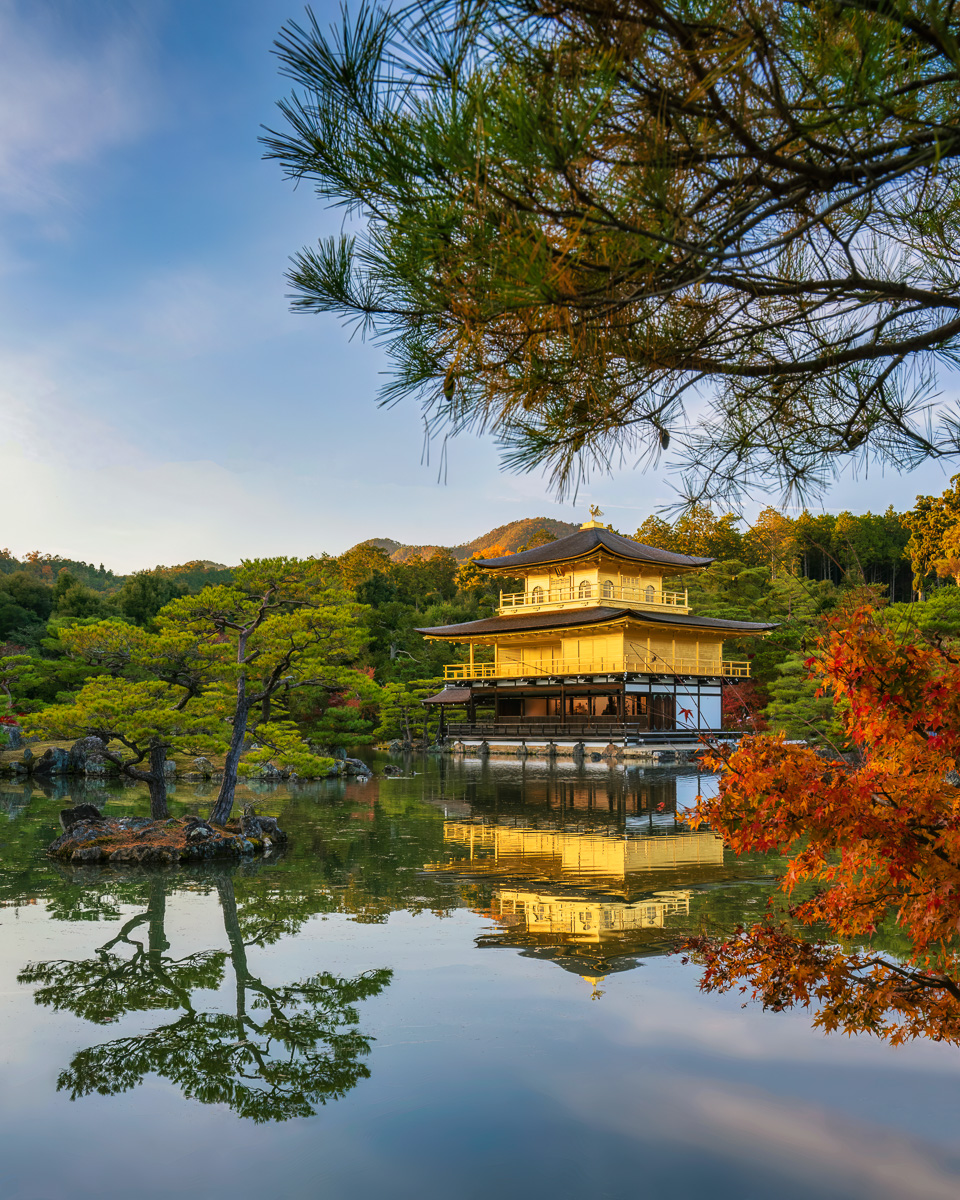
[418,512,775,746]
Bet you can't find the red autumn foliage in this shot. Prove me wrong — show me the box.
[687,604,960,1043]
[328,666,375,709]
[720,678,768,731]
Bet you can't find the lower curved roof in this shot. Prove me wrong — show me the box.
[417,606,776,638]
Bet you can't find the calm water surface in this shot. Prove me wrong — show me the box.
[1,755,959,1200]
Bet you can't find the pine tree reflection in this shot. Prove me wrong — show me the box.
[18,870,391,1122]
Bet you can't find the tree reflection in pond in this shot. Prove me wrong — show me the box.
[18,869,391,1122]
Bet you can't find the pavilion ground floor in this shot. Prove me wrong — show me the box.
[439,673,739,753]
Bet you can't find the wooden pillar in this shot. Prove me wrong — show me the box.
[469,642,474,675]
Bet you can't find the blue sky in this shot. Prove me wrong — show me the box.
[0,0,951,573]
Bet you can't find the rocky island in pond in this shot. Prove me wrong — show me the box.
[49,804,287,865]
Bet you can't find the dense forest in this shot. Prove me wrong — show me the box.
[6,483,960,747]
[628,494,960,741]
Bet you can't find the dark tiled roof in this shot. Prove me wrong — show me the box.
[641,610,777,633]
[421,687,473,703]
[475,527,713,570]
[417,606,777,638]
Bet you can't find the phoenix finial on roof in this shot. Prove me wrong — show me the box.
[589,504,603,520]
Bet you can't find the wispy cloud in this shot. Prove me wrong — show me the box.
[534,1048,960,1200]
[0,0,153,222]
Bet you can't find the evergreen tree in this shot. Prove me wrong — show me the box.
[374,679,448,744]
[764,652,840,746]
[115,571,187,627]
[160,559,369,824]
[265,0,960,500]
[25,678,223,819]
[906,475,960,591]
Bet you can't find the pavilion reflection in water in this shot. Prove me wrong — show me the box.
[435,820,723,891]
[422,762,724,990]
[433,755,716,821]
[481,889,694,998]
[487,887,691,948]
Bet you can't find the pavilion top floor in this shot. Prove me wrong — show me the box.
[473,521,714,617]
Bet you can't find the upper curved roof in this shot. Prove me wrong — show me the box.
[475,526,712,571]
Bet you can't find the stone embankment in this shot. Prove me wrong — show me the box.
[0,735,124,780]
[0,730,373,783]
[448,739,702,763]
[49,806,287,865]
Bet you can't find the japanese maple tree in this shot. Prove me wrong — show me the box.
[688,604,960,1043]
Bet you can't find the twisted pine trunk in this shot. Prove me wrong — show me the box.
[210,675,251,827]
[146,741,169,821]
[103,737,169,819]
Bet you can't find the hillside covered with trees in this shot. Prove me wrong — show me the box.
[8,485,960,748]
[354,516,580,564]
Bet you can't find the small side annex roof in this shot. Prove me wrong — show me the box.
[474,526,713,571]
[421,686,473,704]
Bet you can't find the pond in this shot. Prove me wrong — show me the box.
[1,754,959,1200]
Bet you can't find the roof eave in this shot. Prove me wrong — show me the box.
[476,550,715,572]
[416,610,780,638]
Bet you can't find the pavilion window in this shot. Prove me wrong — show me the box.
[531,585,544,604]
[602,580,615,599]
[644,584,656,603]
[651,694,676,730]
[578,580,592,599]
[625,694,650,728]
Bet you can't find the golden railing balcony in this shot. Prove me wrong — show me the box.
[498,584,688,614]
[443,657,750,681]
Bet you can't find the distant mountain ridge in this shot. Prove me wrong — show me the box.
[353,517,581,564]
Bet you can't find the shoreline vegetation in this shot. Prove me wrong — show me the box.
[0,506,942,756]
[5,492,960,879]
[0,735,375,784]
